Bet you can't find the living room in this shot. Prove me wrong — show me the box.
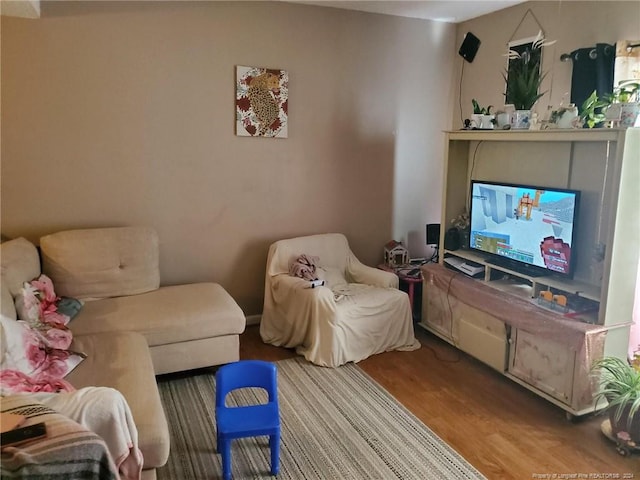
[2,0,639,478]
[3,0,639,318]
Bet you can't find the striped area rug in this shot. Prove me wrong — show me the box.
[156,357,486,480]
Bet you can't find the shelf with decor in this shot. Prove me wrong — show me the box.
[444,128,622,142]
[420,128,638,418]
[443,248,601,302]
[443,249,601,325]
[438,128,630,325]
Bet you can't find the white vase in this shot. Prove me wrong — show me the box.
[496,112,511,128]
[556,106,579,129]
[470,113,483,129]
[604,102,640,128]
[620,103,640,128]
[471,114,495,129]
[482,114,495,129]
[512,110,531,129]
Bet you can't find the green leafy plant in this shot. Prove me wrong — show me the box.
[579,90,608,128]
[472,99,493,115]
[503,31,554,110]
[604,80,640,104]
[592,356,640,434]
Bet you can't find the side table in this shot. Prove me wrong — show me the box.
[377,264,423,317]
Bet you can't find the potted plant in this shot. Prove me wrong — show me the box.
[471,99,494,129]
[579,90,608,128]
[592,353,640,454]
[503,31,554,129]
[603,80,640,128]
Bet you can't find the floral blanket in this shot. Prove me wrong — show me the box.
[0,274,84,395]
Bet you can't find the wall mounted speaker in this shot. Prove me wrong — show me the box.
[458,32,481,63]
[444,228,461,251]
[426,223,441,245]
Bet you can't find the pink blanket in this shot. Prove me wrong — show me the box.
[289,254,320,281]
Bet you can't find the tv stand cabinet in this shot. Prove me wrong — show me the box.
[443,248,600,316]
[420,129,639,418]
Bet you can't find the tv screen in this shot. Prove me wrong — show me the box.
[469,180,580,277]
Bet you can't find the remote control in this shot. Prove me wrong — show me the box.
[1,422,47,447]
[309,279,325,288]
[408,268,420,276]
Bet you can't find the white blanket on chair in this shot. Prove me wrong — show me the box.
[261,234,420,367]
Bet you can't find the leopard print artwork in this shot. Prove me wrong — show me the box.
[248,73,280,136]
[236,66,288,138]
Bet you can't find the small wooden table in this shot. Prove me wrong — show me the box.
[377,264,423,314]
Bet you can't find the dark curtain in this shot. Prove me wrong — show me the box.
[570,43,615,108]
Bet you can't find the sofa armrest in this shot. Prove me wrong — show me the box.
[0,238,41,297]
[347,256,398,288]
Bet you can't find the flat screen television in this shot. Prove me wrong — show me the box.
[469,180,580,278]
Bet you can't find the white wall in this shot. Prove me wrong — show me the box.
[455,1,640,123]
[393,20,455,258]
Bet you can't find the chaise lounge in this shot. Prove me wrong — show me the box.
[0,226,247,479]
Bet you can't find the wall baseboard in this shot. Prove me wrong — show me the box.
[245,314,262,326]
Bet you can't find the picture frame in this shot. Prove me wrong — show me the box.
[235,65,289,138]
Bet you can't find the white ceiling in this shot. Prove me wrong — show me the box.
[284,1,527,23]
[0,0,40,18]
[0,0,527,23]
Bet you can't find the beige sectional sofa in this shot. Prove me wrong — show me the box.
[0,226,247,479]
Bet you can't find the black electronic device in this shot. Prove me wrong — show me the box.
[458,32,481,63]
[1,422,47,447]
[469,180,581,278]
[426,223,441,245]
[444,228,461,251]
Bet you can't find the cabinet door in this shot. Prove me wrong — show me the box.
[508,329,575,404]
[456,309,507,372]
[421,279,453,340]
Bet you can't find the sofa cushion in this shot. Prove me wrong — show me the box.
[40,227,160,300]
[0,237,41,298]
[1,283,16,320]
[66,331,170,469]
[68,283,246,346]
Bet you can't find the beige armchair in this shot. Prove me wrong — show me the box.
[260,233,420,367]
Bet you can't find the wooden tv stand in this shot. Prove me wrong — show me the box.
[419,262,622,416]
[420,129,638,418]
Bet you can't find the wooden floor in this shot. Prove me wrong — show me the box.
[240,324,640,479]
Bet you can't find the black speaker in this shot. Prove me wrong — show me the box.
[458,32,481,63]
[444,228,461,251]
[426,224,440,245]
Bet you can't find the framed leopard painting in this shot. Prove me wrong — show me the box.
[236,65,289,138]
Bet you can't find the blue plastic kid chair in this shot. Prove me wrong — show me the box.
[215,360,280,480]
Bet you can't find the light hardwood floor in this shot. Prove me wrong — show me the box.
[240,324,640,479]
